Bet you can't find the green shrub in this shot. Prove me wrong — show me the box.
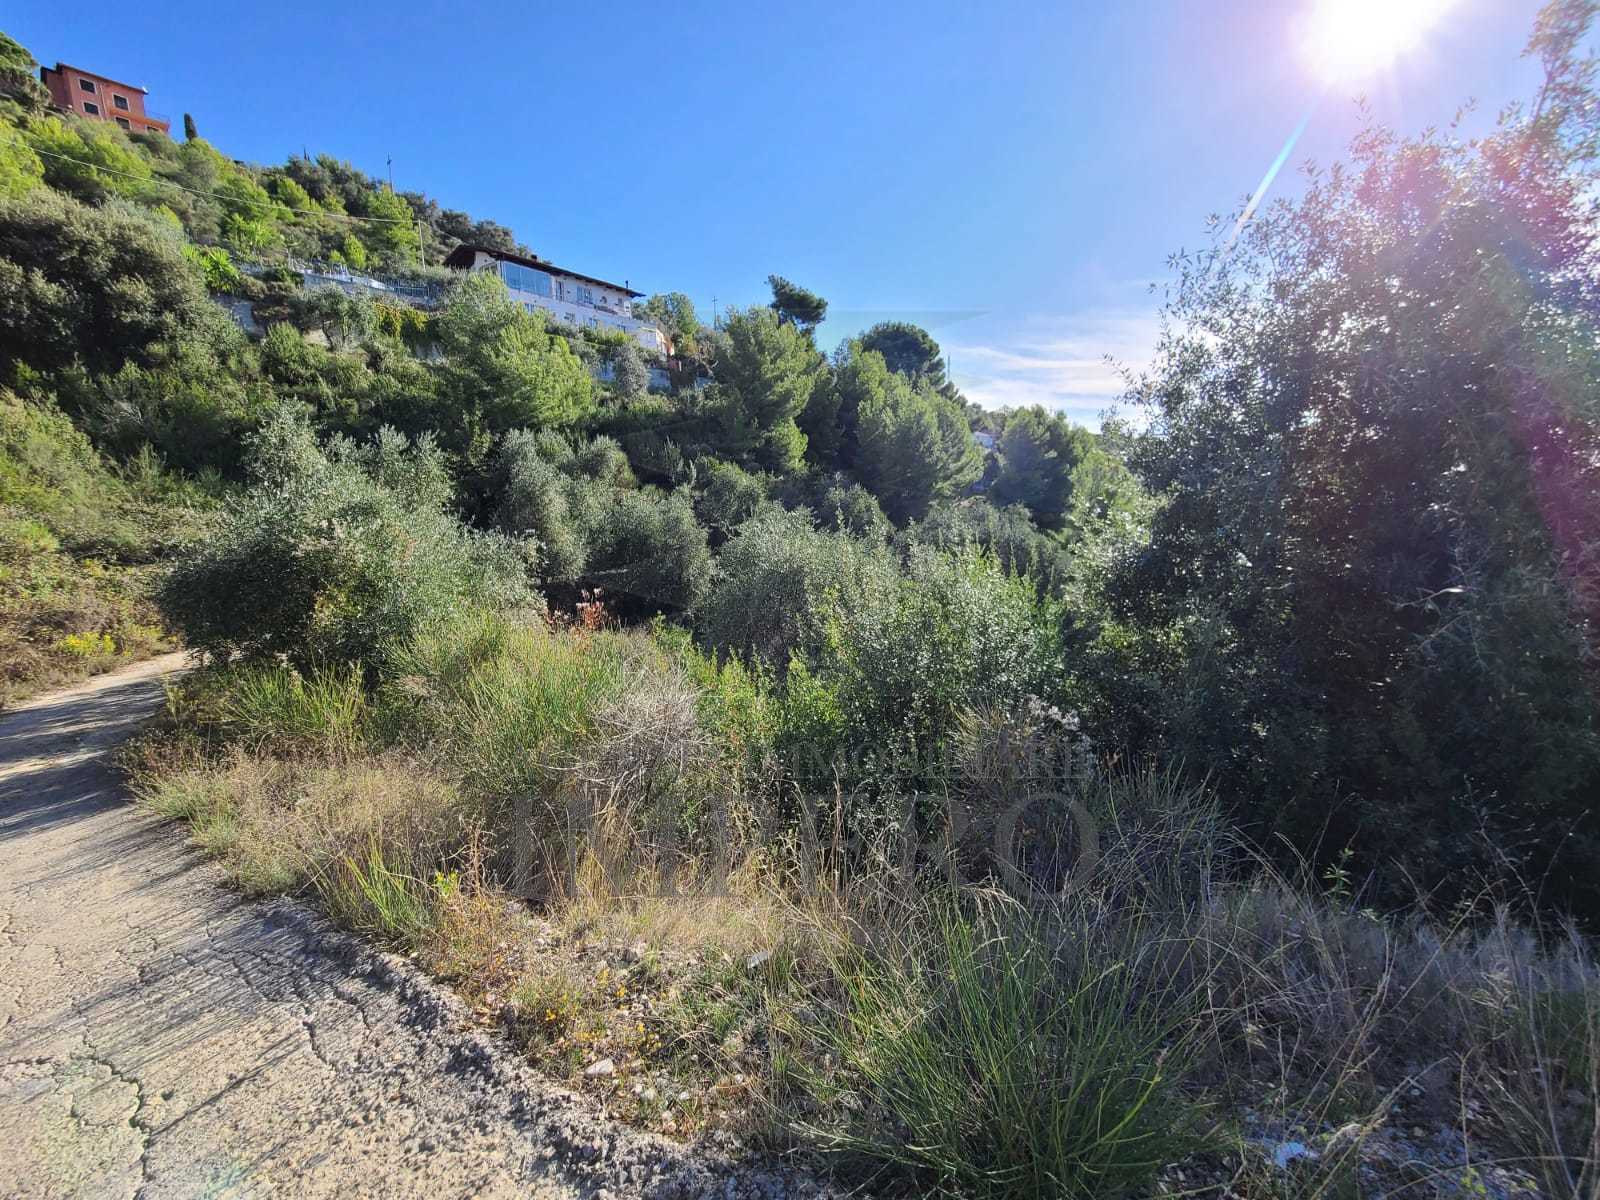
[0,389,182,704]
[907,498,1071,598]
[288,287,376,349]
[158,407,531,671]
[797,897,1201,1199]
[185,244,242,293]
[693,458,768,536]
[800,546,1066,797]
[56,349,272,477]
[0,188,238,381]
[807,473,892,540]
[374,301,431,348]
[23,114,152,203]
[0,124,43,199]
[699,507,898,668]
[491,429,710,612]
[0,390,136,551]
[578,486,710,611]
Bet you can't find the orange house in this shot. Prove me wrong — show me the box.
[40,63,170,136]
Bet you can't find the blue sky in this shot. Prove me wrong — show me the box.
[9,0,1558,425]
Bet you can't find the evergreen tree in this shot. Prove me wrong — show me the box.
[638,292,701,353]
[853,350,982,524]
[1110,0,1600,915]
[858,321,961,401]
[767,274,828,330]
[362,186,421,265]
[711,306,823,472]
[990,406,1090,530]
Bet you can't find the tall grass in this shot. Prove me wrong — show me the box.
[795,895,1203,1199]
[130,609,1600,1198]
[319,841,441,945]
[136,753,464,905]
[220,663,370,757]
[1468,931,1600,1200]
[380,609,628,804]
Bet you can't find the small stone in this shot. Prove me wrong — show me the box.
[1271,1141,1317,1170]
[584,1057,615,1077]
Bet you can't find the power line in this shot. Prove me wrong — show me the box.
[1,131,418,226]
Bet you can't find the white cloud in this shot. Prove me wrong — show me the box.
[946,310,1163,428]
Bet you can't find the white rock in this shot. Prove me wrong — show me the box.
[1271,1141,1318,1170]
[584,1058,615,1077]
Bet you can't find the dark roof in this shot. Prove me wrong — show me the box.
[443,244,643,298]
[44,63,151,94]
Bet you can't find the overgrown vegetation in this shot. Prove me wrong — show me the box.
[0,388,202,704]
[126,604,1600,1197]
[7,4,1600,1195]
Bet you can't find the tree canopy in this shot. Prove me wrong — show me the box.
[1104,5,1600,914]
[767,274,828,330]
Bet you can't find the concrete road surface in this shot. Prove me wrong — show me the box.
[0,656,820,1200]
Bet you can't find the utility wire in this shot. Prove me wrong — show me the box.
[2,130,418,225]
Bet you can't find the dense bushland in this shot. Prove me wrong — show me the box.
[157,408,531,670]
[6,5,1600,1194]
[1092,62,1600,915]
[129,605,1600,1198]
[0,388,203,702]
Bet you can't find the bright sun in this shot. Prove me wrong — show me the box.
[1302,0,1460,83]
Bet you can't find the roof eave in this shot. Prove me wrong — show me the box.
[446,244,644,298]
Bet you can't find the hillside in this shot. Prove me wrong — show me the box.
[3,9,1600,1198]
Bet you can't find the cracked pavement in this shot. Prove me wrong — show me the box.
[0,657,830,1200]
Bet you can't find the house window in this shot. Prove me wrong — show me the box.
[113,94,129,110]
[83,101,100,115]
[500,261,552,297]
[79,78,97,93]
[575,285,595,306]
[115,117,131,129]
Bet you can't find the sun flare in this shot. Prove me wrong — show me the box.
[1302,0,1460,83]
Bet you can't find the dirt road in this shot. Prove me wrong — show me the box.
[0,657,818,1199]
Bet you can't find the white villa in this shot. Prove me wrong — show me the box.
[443,245,670,353]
